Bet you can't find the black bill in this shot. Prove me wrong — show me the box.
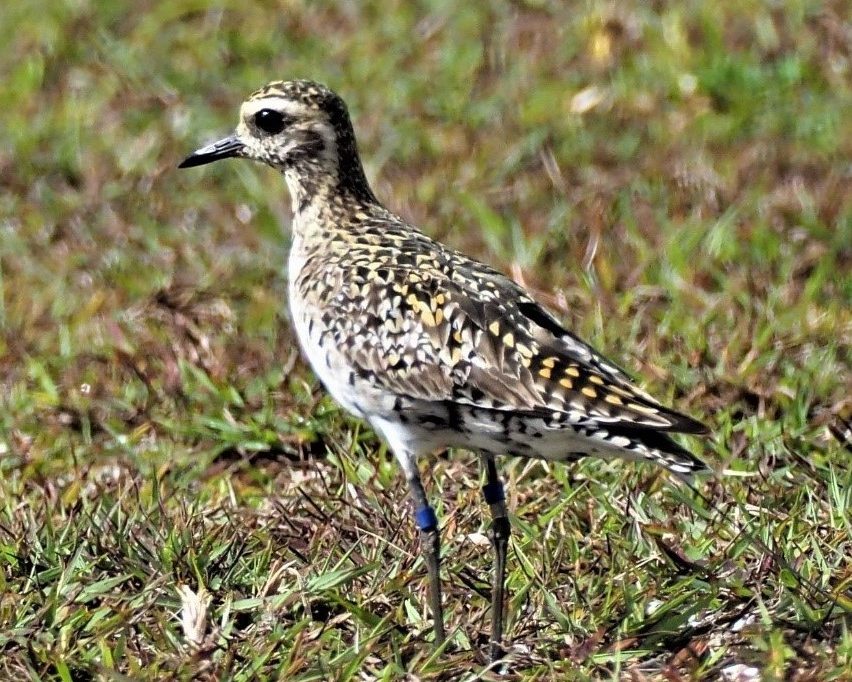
[178,135,245,168]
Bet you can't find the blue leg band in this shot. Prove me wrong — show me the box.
[482,481,506,504]
[415,506,438,532]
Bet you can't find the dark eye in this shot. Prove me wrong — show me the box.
[253,109,288,134]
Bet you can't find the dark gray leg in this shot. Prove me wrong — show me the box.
[407,474,446,646]
[481,455,510,661]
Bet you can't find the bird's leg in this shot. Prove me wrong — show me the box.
[481,454,510,661]
[407,473,446,646]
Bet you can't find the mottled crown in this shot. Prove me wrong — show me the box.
[250,80,339,109]
[248,80,354,144]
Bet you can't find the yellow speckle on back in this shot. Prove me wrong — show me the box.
[589,375,604,385]
[582,386,597,398]
[489,320,500,336]
[502,333,514,348]
[566,366,580,377]
[515,342,533,358]
[542,357,557,368]
[539,368,552,379]
[605,394,623,405]
[440,347,462,366]
[629,402,659,415]
[559,377,573,389]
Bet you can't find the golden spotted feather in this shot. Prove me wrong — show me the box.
[293,211,708,474]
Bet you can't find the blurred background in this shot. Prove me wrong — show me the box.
[0,1,849,679]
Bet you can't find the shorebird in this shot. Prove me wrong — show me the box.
[179,79,710,660]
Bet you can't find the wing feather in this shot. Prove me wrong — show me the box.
[325,250,706,436]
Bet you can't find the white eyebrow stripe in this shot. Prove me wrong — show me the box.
[240,97,313,121]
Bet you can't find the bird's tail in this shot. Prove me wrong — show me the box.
[608,426,712,479]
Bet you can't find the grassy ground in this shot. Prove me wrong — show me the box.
[1,1,850,679]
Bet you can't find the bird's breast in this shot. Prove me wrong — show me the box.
[286,239,398,420]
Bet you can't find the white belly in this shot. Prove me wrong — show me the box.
[287,244,397,420]
[287,305,358,419]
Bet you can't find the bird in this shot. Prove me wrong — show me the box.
[179,79,710,660]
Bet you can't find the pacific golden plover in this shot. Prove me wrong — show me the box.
[179,80,710,659]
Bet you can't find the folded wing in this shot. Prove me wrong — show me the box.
[327,247,707,438]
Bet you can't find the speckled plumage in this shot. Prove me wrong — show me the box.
[289,205,709,473]
[180,79,711,656]
[247,80,708,476]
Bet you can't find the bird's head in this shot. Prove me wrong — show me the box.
[179,80,375,204]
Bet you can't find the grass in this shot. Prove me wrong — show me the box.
[1,0,850,679]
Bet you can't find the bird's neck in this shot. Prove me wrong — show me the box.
[282,136,377,217]
[284,161,384,249]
